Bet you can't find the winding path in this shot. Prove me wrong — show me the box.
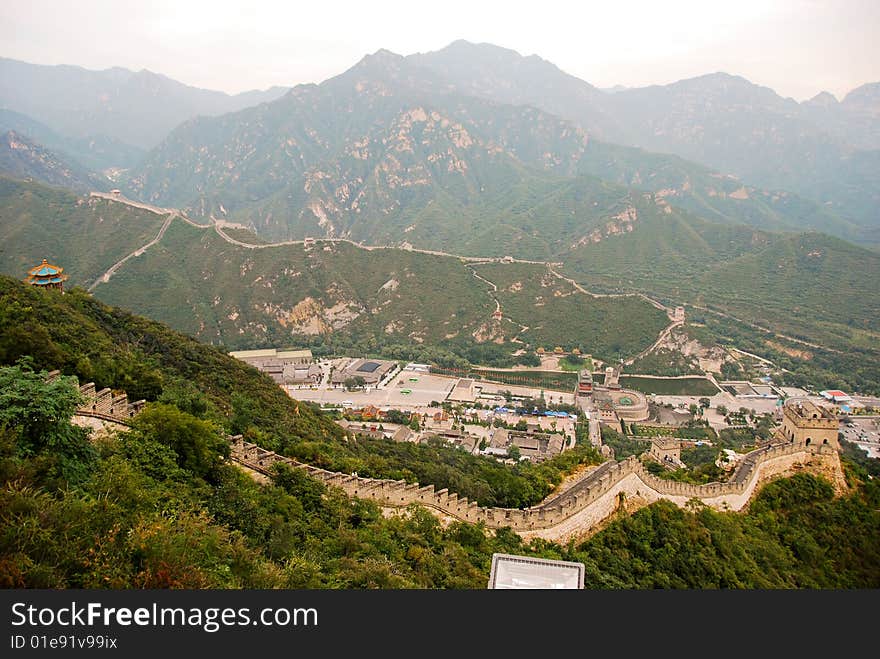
[87,212,175,292]
[90,191,792,368]
[623,319,684,367]
[464,264,531,343]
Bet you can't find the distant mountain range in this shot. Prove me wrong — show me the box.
[121,48,864,247]
[411,41,880,230]
[0,108,145,172]
[1,46,876,244]
[0,43,878,377]
[0,130,109,192]
[0,57,289,152]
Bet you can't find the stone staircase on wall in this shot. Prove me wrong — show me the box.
[46,370,146,426]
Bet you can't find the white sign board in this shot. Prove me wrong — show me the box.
[488,553,585,589]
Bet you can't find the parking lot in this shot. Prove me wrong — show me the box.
[287,366,577,411]
[840,416,880,457]
[289,373,457,408]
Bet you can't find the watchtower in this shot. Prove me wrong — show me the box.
[779,400,838,449]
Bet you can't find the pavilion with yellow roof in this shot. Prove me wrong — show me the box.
[26,258,68,291]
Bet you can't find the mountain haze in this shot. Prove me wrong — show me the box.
[412,42,879,233]
[125,48,853,247]
[0,131,108,192]
[0,57,290,152]
[0,108,144,172]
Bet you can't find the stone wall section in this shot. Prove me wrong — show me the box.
[229,435,838,542]
[46,370,146,426]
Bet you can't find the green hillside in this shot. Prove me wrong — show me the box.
[0,177,166,288]
[472,261,668,359]
[699,232,880,337]
[1,275,879,589]
[576,140,863,241]
[0,276,604,508]
[2,366,879,588]
[410,43,878,238]
[0,275,340,447]
[93,218,666,363]
[0,132,109,193]
[1,177,876,391]
[0,179,667,364]
[560,210,880,346]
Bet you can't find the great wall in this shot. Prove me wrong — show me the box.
[229,435,840,543]
[45,365,843,542]
[46,370,146,433]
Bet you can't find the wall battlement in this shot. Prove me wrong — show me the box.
[47,370,146,426]
[229,434,836,542]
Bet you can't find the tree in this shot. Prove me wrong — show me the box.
[698,398,711,409]
[271,461,325,512]
[515,419,528,431]
[131,403,229,481]
[230,393,256,435]
[507,445,521,460]
[717,405,728,416]
[0,360,94,482]
[344,376,366,391]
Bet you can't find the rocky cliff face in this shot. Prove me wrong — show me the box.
[0,130,108,191]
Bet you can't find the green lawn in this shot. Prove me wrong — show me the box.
[620,376,719,396]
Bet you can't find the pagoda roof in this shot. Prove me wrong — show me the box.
[27,259,64,276]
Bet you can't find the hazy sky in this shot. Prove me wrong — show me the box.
[2,0,878,100]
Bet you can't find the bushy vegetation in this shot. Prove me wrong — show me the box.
[433,367,577,392]
[630,422,716,441]
[717,427,761,451]
[575,473,880,588]
[627,347,702,376]
[474,262,669,362]
[0,183,668,366]
[688,313,880,396]
[560,206,880,394]
[600,426,650,461]
[2,361,879,589]
[0,277,602,507]
[0,275,342,449]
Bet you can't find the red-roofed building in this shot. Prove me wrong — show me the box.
[820,390,852,403]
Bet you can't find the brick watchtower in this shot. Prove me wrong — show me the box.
[777,400,839,450]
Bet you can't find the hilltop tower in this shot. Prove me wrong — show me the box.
[777,400,839,450]
[26,259,68,291]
